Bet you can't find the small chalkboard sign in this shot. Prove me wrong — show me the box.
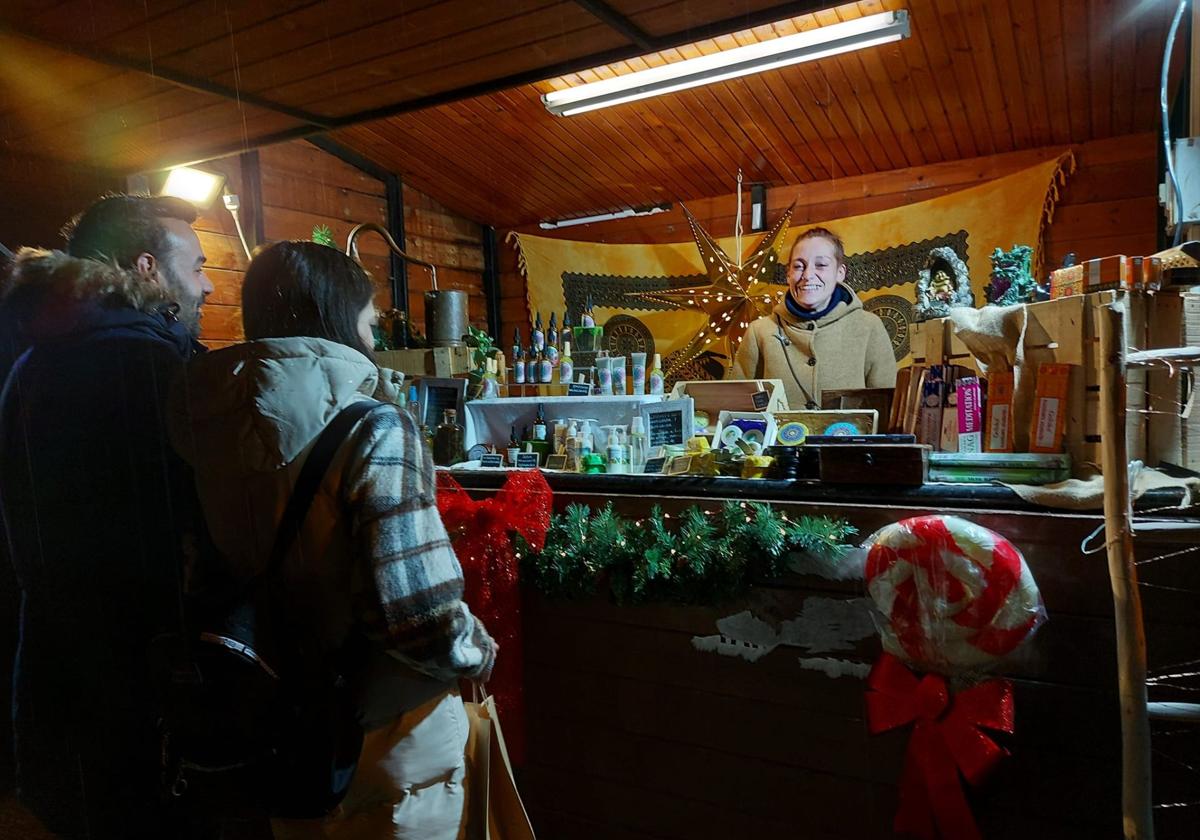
[649,412,682,446]
[480,453,504,468]
[641,397,693,449]
[666,455,693,475]
[544,454,569,471]
[567,382,592,397]
[751,389,771,411]
[417,378,467,429]
[643,456,666,474]
[515,452,540,469]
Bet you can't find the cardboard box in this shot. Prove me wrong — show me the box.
[1050,256,1132,298]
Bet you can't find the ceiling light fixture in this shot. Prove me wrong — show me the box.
[539,203,672,230]
[542,10,910,117]
[159,166,226,209]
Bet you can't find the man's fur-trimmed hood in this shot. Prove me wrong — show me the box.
[2,248,187,347]
[5,247,174,314]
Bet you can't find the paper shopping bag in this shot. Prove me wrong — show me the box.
[461,694,535,840]
[461,697,491,840]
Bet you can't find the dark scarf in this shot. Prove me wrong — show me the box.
[784,283,851,322]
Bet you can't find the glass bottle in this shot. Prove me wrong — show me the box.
[533,403,547,441]
[546,312,559,366]
[433,409,465,466]
[559,340,574,385]
[507,425,520,466]
[532,312,545,354]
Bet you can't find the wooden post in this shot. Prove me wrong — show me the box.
[1098,299,1155,840]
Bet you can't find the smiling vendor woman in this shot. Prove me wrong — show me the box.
[731,227,897,409]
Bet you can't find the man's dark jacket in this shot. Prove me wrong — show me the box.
[0,249,201,838]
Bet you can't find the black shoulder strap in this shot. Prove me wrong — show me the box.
[265,399,382,577]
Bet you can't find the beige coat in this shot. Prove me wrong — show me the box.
[730,290,897,409]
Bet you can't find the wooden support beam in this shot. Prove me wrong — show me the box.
[1098,298,1155,840]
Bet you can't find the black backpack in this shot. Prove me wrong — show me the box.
[154,399,380,820]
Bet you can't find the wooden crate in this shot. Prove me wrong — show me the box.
[376,345,472,378]
[907,292,1172,474]
[1146,291,1198,471]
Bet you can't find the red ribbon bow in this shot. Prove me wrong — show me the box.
[436,469,552,765]
[866,654,1014,840]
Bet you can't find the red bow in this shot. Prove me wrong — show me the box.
[436,470,552,765]
[866,654,1014,840]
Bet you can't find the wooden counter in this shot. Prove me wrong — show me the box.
[451,473,1200,839]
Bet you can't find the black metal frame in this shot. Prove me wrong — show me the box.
[238,150,265,250]
[0,23,330,129]
[127,0,840,170]
[481,225,502,340]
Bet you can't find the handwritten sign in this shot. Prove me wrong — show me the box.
[751,390,771,411]
[515,452,540,469]
[648,411,683,447]
[480,453,504,468]
[567,382,592,397]
[643,456,666,474]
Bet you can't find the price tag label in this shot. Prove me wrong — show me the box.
[643,456,666,474]
[515,452,541,469]
[479,453,504,468]
[567,382,592,396]
[751,390,771,411]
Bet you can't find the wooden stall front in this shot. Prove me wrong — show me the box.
[452,473,1200,840]
[2,1,1199,838]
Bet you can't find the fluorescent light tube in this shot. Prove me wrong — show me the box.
[539,203,671,229]
[543,10,909,117]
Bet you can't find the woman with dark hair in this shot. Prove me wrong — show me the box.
[168,241,494,839]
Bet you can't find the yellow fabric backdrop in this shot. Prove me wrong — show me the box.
[512,155,1071,366]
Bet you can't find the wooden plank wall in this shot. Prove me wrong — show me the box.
[196,139,489,350]
[401,184,489,334]
[498,133,1158,344]
[0,154,117,254]
[193,155,251,349]
[258,141,393,315]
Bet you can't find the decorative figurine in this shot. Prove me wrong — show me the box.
[915,246,974,320]
[985,245,1039,307]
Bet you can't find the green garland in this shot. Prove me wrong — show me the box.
[518,501,856,605]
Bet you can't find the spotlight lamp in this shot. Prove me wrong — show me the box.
[159,166,227,210]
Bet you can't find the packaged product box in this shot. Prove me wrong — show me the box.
[985,370,1015,452]
[1050,255,1133,298]
[956,377,984,453]
[1131,256,1163,291]
[1029,363,1072,453]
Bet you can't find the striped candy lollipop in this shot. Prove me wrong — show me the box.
[865,515,1045,674]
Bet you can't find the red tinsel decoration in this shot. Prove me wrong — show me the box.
[436,469,552,765]
[866,654,1015,840]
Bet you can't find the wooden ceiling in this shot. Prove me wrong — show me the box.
[0,0,1181,229]
[0,0,832,171]
[335,0,1180,227]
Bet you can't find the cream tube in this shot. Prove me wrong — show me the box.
[597,356,613,395]
[612,356,627,395]
[630,352,646,395]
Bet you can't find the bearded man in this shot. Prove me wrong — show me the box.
[0,194,211,839]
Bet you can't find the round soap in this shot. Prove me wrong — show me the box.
[693,411,711,433]
[742,428,765,448]
[777,421,809,445]
[823,421,859,436]
[719,425,743,447]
